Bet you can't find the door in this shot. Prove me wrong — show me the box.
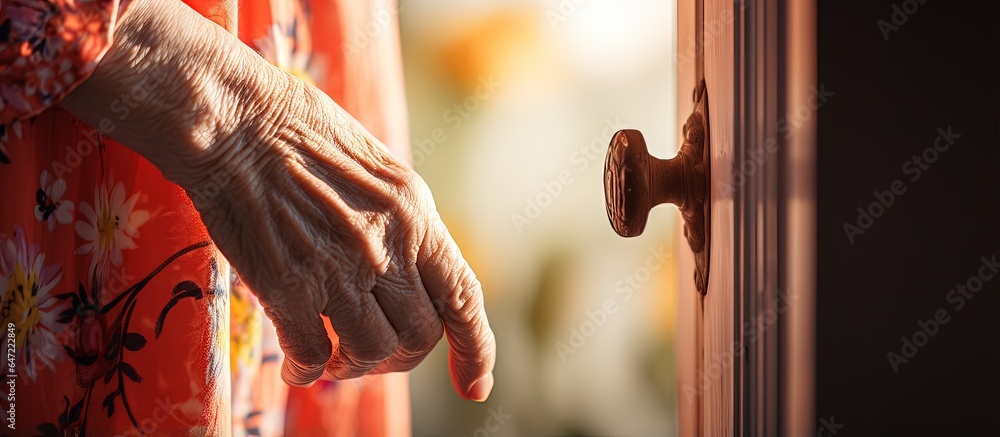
[672,1,816,435]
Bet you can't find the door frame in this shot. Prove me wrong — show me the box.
[737,0,780,433]
[737,0,816,435]
[778,1,816,435]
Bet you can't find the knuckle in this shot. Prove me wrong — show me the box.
[346,332,398,364]
[461,322,496,354]
[404,171,435,208]
[347,263,380,294]
[341,351,378,374]
[425,230,451,265]
[280,335,329,366]
[388,350,430,372]
[385,223,421,268]
[446,270,484,325]
[262,307,331,365]
[261,304,289,323]
[398,319,443,354]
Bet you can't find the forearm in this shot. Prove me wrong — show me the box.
[58,0,295,187]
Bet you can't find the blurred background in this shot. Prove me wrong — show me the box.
[396,1,681,435]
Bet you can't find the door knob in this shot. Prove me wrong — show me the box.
[603,80,711,294]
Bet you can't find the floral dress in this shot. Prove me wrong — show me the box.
[0,0,412,435]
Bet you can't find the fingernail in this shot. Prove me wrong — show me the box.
[282,359,324,387]
[467,372,494,402]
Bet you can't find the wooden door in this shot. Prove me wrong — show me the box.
[673,1,816,435]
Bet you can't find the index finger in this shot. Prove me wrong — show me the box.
[261,303,332,387]
[417,217,497,402]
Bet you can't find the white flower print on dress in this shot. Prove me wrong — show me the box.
[0,226,68,381]
[35,170,74,232]
[75,181,150,285]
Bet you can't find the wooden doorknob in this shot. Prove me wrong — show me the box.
[603,80,711,294]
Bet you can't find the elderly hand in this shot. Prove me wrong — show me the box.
[60,0,495,401]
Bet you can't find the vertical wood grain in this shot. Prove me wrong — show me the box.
[702,0,736,435]
[675,0,699,435]
[675,0,739,434]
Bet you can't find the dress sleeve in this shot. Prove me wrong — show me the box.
[0,0,132,125]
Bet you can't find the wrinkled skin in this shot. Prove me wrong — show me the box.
[61,0,495,401]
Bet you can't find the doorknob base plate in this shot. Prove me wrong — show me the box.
[686,80,710,295]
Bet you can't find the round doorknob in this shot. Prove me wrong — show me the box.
[603,128,705,240]
[602,80,711,294]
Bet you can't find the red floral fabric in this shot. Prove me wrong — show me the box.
[0,0,132,126]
